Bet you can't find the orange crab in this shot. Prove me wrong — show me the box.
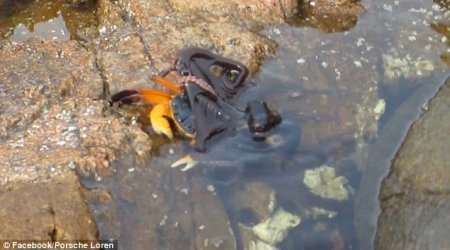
[111,48,250,152]
[111,76,192,140]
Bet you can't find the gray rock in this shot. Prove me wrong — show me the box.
[354,74,449,250]
[376,76,450,250]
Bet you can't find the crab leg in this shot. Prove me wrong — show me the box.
[150,76,183,94]
[112,77,183,140]
[150,102,174,139]
[171,154,198,171]
[138,88,173,104]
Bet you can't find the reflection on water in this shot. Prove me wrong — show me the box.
[0,0,98,40]
[10,13,69,41]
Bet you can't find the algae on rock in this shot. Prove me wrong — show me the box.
[303,165,353,201]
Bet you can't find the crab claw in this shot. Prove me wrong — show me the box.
[150,103,174,139]
[110,89,141,106]
[171,154,198,171]
[111,88,173,106]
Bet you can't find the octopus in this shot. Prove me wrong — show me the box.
[111,47,302,250]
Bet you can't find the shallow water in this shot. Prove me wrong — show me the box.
[248,1,450,247]
[3,0,450,249]
[0,0,97,41]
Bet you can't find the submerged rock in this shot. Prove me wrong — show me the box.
[382,51,435,82]
[290,0,364,32]
[303,165,353,201]
[83,156,236,250]
[235,182,277,222]
[235,184,302,250]
[252,207,301,245]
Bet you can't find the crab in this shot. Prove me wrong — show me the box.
[111,75,193,140]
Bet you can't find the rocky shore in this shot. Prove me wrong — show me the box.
[0,0,449,249]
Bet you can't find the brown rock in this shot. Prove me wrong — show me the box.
[0,172,97,240]
[302,0,364,15]
[95,33,155,94]
[167,0,294,23]
[0,39,153,181]
[291,0,364,32]
[95,0,278,78]
[0,39,102,138]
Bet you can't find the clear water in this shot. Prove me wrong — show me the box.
[0,0,97,41]
[2,0,449,249]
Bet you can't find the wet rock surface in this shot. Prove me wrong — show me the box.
[0,38,152,242]
[376,77,450,250]
[0,171,97,240]
[88,0,284,91]
[293,0,364,32]
[0,39,151,182]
